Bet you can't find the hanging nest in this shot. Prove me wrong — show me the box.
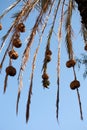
[42,79,50,88]
[14,33,20,39]
[6,66,16,76]
[84,44,87,51]
[66,59,76,68]
[42,73,49,79]
[70,80,80,90]
[46,49,52,55]
[17,23,25,32]
[13,38,22,48]
[8,49,18,60]
[0,23,2,30]
[46,55,51,62]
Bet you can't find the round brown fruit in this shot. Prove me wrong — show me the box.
[13,38,22,48]
[42,73,49,79]
[42,79,50,88]
[17,23,25,32]
[70,80,80,90]
[8,50,18,60]
[46,55,51,62]
[42,80,50,88]
[6,66,16,76]
[66,59,76,68]
[46,50,52,55]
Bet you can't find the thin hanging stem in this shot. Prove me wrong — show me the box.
[76,88,83,120]
[3,58,12,93]
[56,0,65,122]
[3,74,8,93]
[73,67,83,120]
[73,66,77,80]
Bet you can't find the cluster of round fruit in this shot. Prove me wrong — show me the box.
[66,59,80,90]
[42,49,52,88]
[5,23,25,77]
[42,72,50,88]
[45,49,52,63]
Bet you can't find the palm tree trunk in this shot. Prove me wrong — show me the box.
[75,0,87,29]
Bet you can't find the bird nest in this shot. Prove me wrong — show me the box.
[70,80,80,90]
[6,66,16,76]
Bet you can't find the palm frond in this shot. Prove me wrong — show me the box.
[0,0,22,20]
[65,0,73,59]
[26,75,33,123]
[56,0,65,121]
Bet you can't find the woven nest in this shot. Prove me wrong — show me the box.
[42,79,50,88]
[70,80,80,90]
[0,24,2,30]
[14,33,20,39]
[84,45,87,51]
[42,73,49,79]
[13,38,22,48]
[6,66,16,76]
[46,55,51,62]
[46,50,52,55]
[8,50,18,60]
[66,59,76,68]
[17,23,25,32]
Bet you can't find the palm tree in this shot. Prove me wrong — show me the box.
[0,0,87,123]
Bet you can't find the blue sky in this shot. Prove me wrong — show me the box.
[0,1,87,130]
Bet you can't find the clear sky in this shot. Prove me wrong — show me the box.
[0,1,87,130]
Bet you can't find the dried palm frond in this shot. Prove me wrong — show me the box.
[56,0,65,122]
[42,0,61,79]
[26,76,33,123]
[1,0,87,123]
[16,1,54,115]
[0,0,22,19]
[65,0,73,59]
[40,0,52,13]
[17,9,43,113]
[26,42,40,122]
[0,26,13,52]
